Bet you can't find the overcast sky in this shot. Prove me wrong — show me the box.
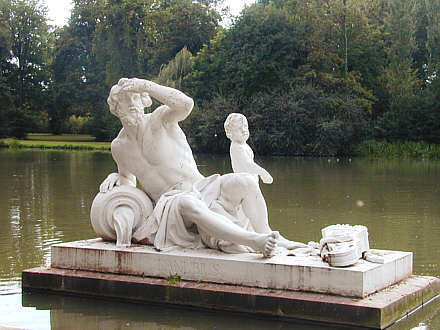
[44,0,256,27]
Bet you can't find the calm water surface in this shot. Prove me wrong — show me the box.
[0,149,439,329]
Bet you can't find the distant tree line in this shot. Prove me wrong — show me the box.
[1,0,439,156]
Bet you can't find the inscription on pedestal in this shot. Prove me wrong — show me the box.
[159,259,224,278]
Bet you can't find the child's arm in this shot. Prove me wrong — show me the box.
[230,143,273,184]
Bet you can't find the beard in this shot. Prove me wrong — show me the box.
[120,111,142,127]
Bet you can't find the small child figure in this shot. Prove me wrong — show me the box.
[222,113,309,252]
[224,113,273,184]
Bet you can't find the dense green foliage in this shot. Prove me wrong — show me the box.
[356,139,440,159]
[0,0,439,156]
[0,0,51,138]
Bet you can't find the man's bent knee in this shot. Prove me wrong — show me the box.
[178,194,206,220]
[221,173,259,194]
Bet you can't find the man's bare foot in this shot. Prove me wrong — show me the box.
[254,231,279,257]
[277,234,308,250]
[278,239,308,250]
[220,242,254,254]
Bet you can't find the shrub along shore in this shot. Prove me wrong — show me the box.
[355,140,440,160]
[1,134,440,159]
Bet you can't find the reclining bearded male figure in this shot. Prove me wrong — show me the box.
[99,77,307,257]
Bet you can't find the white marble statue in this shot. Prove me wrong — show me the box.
[224,113,273,184]
[320,224,369,267]
[90,185,153,247]
[93,78,307,257]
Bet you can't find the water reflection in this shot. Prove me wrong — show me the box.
[0,150,114,293]
[0,150,439,328]
[21,292,353,330]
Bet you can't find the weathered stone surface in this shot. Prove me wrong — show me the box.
[51,239,412,298]
[97,78,293,257]
[22,267,440,329]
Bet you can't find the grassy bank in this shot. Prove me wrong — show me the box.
[0,134,111,151]
[356,140,440,160]
[2,135,440,159]
[26,133,98,142]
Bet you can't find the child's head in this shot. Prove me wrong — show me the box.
[224,113,249,143]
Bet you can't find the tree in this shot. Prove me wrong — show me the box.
[374,0,421,140]
[50,0,105,134]
[384,0,419,100]
[187,2,308,102]
[146,0,220,74]
[94,0,153,86]
[185,1,374,155]
[1,0,51,137]
[92,0,220,86]
[5,0,50,107]
[155,46,193,90]
[425,0,440,77]
[0,3,10,60]
[88,0,221,140]
[0,1,13,137]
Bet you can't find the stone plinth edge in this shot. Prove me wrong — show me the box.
[50,239,413,298]
[22,267,439,329]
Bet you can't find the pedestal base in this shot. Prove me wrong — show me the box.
[22,267,439,329]
[50,238,412,298]
[21,239,440,329]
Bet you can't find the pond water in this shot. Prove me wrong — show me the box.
[0,149,439,329]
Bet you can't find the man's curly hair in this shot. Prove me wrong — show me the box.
[107,78,151,117]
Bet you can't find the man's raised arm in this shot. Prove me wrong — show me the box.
[122,78,194,122]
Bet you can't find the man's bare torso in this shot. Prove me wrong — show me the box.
[111,109,203,202]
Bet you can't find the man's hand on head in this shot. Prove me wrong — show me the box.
[117,78,129,87]
[121,78,153,94]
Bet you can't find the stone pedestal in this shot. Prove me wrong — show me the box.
[51,238,412,298]
[21,239,440,329]
[22,267,439,329]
